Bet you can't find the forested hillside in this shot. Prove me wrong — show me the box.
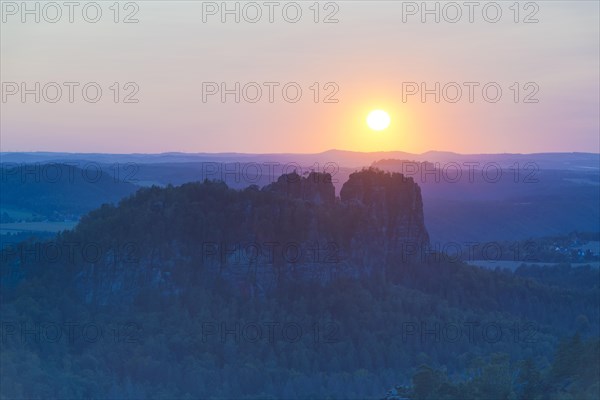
[1,170,598,398]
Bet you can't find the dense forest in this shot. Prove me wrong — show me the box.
[1,259,598,398]
[1,173,598,398]
[388,335,599,399]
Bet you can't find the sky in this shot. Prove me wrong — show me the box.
[1,1,599,154]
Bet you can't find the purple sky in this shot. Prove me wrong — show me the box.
[1,1,599,154]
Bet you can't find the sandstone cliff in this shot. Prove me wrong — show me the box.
[1,168,430,305]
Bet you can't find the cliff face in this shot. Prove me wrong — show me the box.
[263,171,336,205]
[340,169,429,247]
[1,169,430,305]
[263,168,429,251]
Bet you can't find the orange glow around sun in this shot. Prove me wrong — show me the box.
[331,99,423,153]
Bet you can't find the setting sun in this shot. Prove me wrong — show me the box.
[366,110,391,131]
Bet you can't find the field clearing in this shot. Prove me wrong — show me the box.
[469,259,600,271]
[0,221,78,233]
[0,206,38,220]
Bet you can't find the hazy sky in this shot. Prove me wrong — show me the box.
[1,1,599,154]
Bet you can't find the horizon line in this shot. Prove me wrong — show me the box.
[1,149,599,157]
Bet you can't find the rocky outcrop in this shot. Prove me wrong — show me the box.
[1,169,430,305]
[263,171,335,205]
[340,169,429,247]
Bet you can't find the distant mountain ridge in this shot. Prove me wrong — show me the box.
[2,150,598,170]
[2,151,598,243]
[0,163,137,219]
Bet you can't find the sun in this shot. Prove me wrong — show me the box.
[366,110,391,131]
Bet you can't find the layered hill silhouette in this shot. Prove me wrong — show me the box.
[2,151,597,243]
[0,163,137,220]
